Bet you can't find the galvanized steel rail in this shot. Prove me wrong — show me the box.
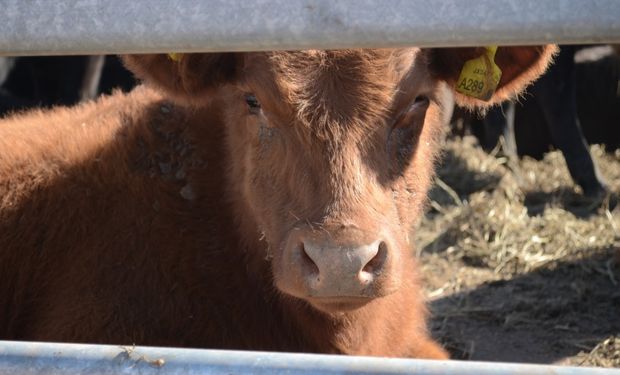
[1,0,620,56]
[0,340,617,375]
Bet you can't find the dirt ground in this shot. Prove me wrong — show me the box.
[417,136,620,368]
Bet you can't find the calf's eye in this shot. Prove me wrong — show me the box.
[392,95,429,129]
[413,95,429,107]
[245,94,261,114]
[388,95,430,170]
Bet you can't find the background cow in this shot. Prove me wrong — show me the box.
[0,55,135,117]
[0,46,555,358]
[461,45,619,199]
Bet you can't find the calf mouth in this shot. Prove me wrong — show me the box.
[306,296,375,313]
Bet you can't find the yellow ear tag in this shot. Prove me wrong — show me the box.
[168,53,182,62]
[455,46,502,101]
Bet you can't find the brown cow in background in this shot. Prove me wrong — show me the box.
[0,46,555,358]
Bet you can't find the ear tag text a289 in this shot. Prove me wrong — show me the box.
[455,46,502,101]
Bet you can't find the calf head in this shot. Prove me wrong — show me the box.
[124,46,555,314]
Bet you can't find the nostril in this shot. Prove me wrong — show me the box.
[362,241,388,275]
[299,242,320,276]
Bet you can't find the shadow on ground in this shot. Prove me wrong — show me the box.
[428,147,503,208]
[429,249,620,364]
[524,189,618,218]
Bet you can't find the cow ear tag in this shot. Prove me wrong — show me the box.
[168,53,183,62]
[455,46,502,101]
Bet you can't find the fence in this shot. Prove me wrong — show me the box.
[0,0,619,56]
[1,0,620,374]
[0,340,617,375]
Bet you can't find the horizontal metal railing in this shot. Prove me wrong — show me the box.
[0,340,617,375]
[1,0,620,56]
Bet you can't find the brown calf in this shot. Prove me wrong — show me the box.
[0,46,555,358]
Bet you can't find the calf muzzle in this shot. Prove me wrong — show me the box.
[277,226,399,311]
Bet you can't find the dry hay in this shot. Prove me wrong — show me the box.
[420,136,619,278]
[418,136,620,366]
[572,336,620,368]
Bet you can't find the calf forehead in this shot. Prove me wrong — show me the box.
[249,49,422,139]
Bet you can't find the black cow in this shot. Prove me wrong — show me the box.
[0,55,135,117]
[466,45,619,198]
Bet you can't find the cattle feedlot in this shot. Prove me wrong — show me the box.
[1,0,620,374]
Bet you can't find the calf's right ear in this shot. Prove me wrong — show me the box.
[121,53,244,105]
[427,45,558,109]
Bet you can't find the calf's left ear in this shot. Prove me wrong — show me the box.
[427,45,558,108]
[121,53,244,105]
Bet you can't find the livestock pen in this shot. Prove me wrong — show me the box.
[1,0,620,374]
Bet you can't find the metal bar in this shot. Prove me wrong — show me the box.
[1,0,620,56]
[79,55,105,101]
[0,340,617,375]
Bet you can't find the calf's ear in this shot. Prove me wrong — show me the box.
[121,53,244,105]
[427,45,558,108]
